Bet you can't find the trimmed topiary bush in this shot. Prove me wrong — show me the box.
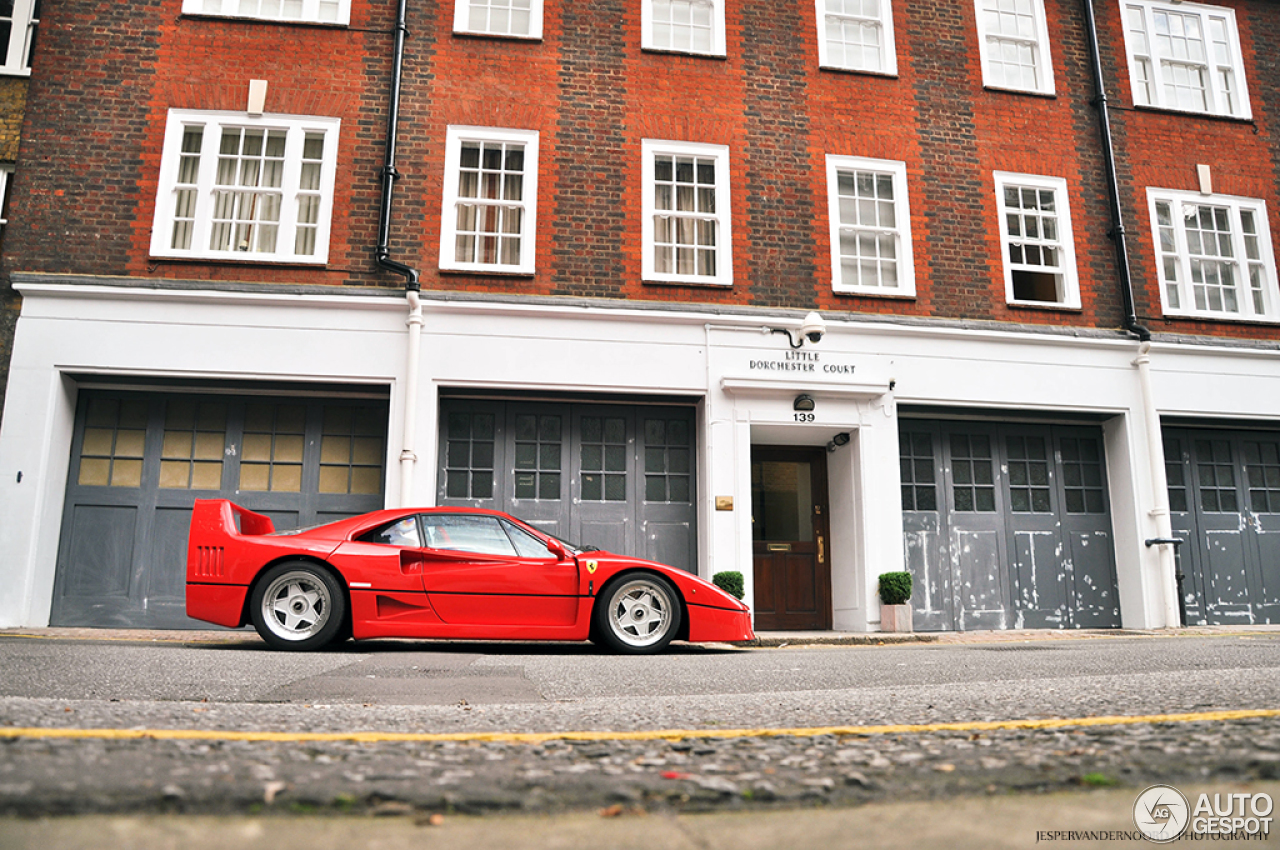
[712,571,745,600]
[878,571,913,606]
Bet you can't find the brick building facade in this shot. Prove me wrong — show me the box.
[0,0,1277,632]
[0,38,32,421]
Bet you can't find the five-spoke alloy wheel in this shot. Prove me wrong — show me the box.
[594,574,682,654]
[249,561,346,651]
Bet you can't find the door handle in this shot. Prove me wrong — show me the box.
[817,535,825,564]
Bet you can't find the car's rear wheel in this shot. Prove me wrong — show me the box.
[249,562,346,651]
[594,574,682,654]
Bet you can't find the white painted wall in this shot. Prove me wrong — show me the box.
[2,279,1279,631]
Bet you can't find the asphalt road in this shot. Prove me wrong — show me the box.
[1,631,1278,733]
[1,628,1278,835]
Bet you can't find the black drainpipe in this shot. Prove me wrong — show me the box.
[1081,0,1149,341]
[375,0,420,290]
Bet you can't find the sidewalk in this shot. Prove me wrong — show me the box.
[3,623,1278,647]
[5,782,1278,850]
[749,623,1280,647]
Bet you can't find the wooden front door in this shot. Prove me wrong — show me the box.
[751,446,832,630]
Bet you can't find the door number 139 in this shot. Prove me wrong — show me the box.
[794,413,815,422]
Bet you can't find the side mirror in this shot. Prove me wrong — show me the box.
[546,538,568,560]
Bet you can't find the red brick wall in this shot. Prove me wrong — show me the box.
[1097,0,1280,341]
[3,0,1278,343]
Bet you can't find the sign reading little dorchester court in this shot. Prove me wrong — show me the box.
[747,350,858,376]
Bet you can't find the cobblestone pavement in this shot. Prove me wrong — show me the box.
[2,714,1278,817]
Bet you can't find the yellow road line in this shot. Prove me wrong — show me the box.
[3,708,1277,746]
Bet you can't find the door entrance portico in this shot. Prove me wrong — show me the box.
[751,445,832,630]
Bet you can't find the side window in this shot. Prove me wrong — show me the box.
[453,0,543,38]
[1,0,39,74]
[816,0,897,75]
[1122,1,1250,120]
[826,155,914,296]
[182,0,350,26]
[994,171,1080,308]
[642,0,725,57]
[1148,189,1278,321]
[438,126,540,275]
[973,0,1055,95]
[0,165,11,256]
[149,109,341,265]
[363,517,422,547]
[502,520,555,558]
[641,139,733,286]
[422,514,518,556]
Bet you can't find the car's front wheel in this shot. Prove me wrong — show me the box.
[594,574,682,654]
[249,561,346,651]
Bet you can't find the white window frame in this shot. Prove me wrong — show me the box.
[438,126,540,275]
[994,172,1080,309]
[641,0,726,58]
[149,109,341,265]
[1148,188,1278,322]
[182,0,351,26]
[815,0,897,76]
[974,0,1055,95]
[1120,0,1250,120]
[1,0,38,76]
[642,139,733,287]
[453,0,543,38]
[825,155,914,296]
[0,164,11,249]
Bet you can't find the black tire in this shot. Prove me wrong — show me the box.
[249,561,346,651]
[593,573,682,654]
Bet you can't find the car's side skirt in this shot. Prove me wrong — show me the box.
[350,590,594,642]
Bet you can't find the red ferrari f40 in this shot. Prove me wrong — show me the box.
[186,500,754,653]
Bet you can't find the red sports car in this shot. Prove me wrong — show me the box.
[186,500,754,653]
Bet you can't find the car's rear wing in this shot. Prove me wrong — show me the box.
[190,499,276,540]
[187,499,277,584]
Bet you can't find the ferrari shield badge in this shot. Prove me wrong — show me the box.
[586,561,598,574]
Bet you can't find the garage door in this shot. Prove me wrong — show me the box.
[901,420,1121,631]
[438,398,697,572]
[1165,427,1280,625]
[51,390,389,628]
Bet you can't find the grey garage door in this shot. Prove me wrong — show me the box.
[901,420,1121,631]
[51,390,389,628]
[1165,427,1280,625]
[438,398,697,572]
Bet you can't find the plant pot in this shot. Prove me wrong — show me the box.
[880,602,913,633]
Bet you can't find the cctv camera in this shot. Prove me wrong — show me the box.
[800,311,826,345]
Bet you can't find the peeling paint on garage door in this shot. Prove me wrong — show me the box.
[900,420,1121,632]
[1165,427,1280,625]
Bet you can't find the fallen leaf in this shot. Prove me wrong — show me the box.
[661,771,690,780]
[598,805,624,818]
